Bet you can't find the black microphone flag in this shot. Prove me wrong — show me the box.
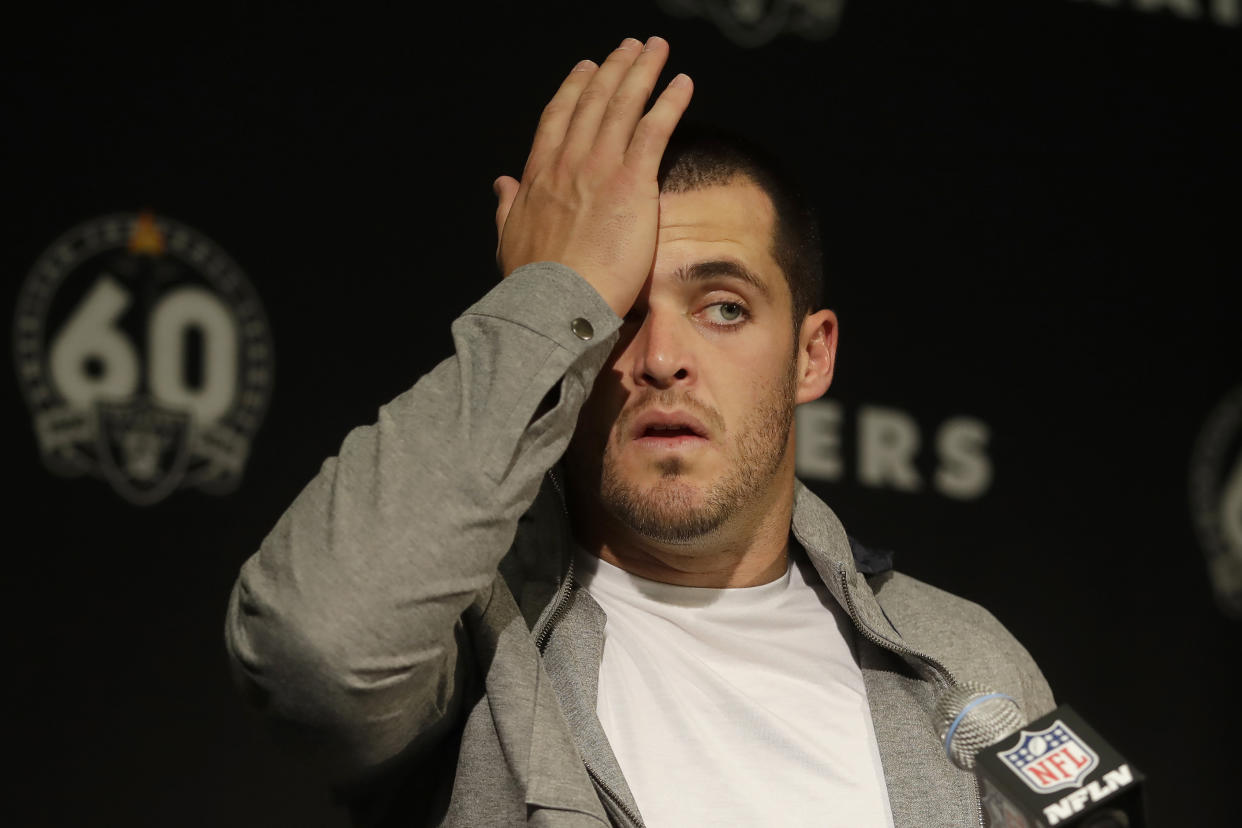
[974,705,1144,827]
[936,683,1146,827]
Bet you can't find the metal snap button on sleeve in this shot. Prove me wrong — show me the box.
[570,318,594,341]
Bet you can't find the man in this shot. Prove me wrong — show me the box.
[226,36,1054,827]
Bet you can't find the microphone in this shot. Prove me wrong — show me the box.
[935,683,1146,827]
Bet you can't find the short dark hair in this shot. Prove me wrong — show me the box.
[657,127,825,326]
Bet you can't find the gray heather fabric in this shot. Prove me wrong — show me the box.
[225,262,1055,827]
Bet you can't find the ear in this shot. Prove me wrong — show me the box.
[794,309,838,404]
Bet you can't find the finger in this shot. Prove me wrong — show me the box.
[560,37,645,159]
[525,59,599,173]
[493,175,520,273]
[594,36,670,157]
[493,175,520,239]
[625,73,694,178]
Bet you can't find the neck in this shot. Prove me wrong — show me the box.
[567,466,796,589]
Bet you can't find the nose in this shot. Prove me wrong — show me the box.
[629,306,694,389]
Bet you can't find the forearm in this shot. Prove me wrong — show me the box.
[224,262,620,774]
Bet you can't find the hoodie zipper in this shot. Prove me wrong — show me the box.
[836,567,957,689]
[534,469,576,653]
[536,567,647,828]
[584,758,645,828]
[534,557,575,653]
[536,469,645,827]
[838,567,983,827]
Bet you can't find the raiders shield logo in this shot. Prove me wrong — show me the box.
[656,0,847,48]
[1190,385,1242,618]
[95,398,192,506]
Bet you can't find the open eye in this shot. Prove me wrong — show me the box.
[704,301,749,327]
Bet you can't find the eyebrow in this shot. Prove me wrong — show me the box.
[673,259,773,301]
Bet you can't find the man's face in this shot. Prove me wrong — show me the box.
[565,178,804,544]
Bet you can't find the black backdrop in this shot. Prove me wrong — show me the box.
[5,1,1239,825]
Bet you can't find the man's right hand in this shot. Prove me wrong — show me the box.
[492,36,693,319]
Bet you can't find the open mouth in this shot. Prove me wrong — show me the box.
[632,415,710,449]
[629,408,712,451]
[636,430,706,449]
[643,425,700,438]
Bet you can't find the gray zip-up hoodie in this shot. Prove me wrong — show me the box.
[225,263,1055,827]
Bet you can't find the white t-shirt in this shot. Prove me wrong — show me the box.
[575,544,894,828]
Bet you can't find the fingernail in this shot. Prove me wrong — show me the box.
[572,59,594,72]
[642,36,664,52]
[621,37,642,49]
[670,73,691,89]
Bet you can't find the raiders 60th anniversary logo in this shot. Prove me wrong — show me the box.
[13,212,273,505]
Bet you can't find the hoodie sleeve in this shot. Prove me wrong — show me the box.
[224,262,621,780]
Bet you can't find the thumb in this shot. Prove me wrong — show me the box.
[492,175,520,276]
[493,175,520,243]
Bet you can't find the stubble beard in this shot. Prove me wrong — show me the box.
[596,363,798,544]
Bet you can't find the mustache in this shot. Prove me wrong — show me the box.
[616,390,725,439]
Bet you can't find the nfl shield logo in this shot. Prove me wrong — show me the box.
[1000,720,1100,794]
